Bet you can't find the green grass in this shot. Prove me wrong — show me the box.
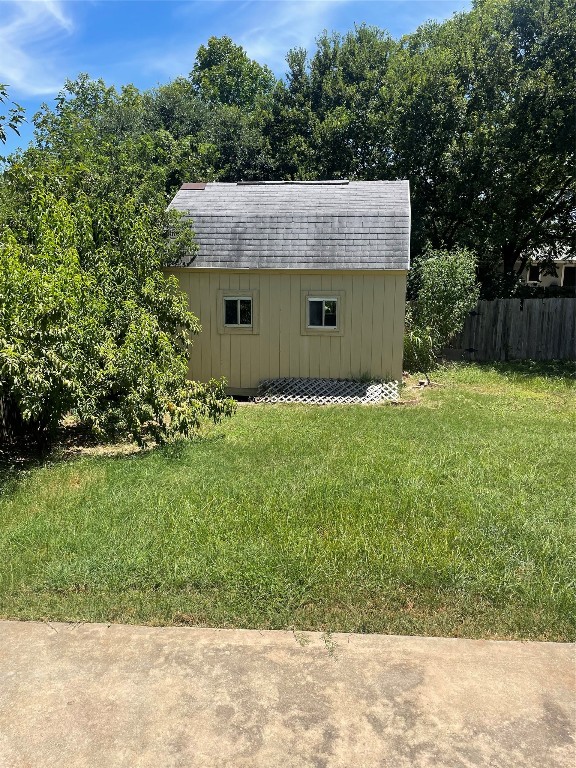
[1,361,575,640]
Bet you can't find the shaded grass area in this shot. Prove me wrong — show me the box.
[1,362,575,639]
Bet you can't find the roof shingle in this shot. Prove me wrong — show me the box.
[168,180,410,270]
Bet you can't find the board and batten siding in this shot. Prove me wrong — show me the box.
[165,268,406,391]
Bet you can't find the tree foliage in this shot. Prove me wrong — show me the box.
[404,249,480,375]
[0,84,24,145]
[191,36,275,109]
[0,94,235,444]
[266,26,396,180]
[267,2,574,290]
[385,0,576,296]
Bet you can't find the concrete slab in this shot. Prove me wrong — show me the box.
[0,621,573,767]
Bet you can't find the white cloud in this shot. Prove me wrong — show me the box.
[0,0,73,95]
[164,0,350,75]
[238,1,349,70]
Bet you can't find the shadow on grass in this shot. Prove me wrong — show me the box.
[447,359,576,382]
[0,423,117,495]
[0,422,226,497]
[488,360,575,380]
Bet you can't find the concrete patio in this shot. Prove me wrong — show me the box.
[0,621,573,767]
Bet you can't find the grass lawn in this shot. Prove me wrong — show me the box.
[1,362,575,640]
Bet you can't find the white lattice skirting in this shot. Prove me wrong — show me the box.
[256,378,399,404]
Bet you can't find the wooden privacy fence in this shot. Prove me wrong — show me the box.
[449,298,576,361]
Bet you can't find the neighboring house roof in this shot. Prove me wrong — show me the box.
[168,180,410,270]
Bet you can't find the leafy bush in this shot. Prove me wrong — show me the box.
[404,248,479,376]
[403,306,436,375]
[0,162,235,444]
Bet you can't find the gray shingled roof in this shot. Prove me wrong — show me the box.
[168,180,410,270]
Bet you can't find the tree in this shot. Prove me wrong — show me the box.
[470,0,576,291]
[0,84,24,145]
[308,26,396,179]
[265,48,318,179]
[146,77,209,139]
[383,0,576,295]
[404,248,480,376]
[264,2,574,291]
[191,36,275,109]
[266,26,396,180]
[0,100,235,444]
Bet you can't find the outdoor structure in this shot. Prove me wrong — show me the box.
[520,252,576,290]
[166,180,410,395]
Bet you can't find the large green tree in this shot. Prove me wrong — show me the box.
[383,0,576,294]
[0,82,235,443]
[189,37,276,181]
[265,3,575,293]
[266,26,396,180]
[191,36,275,109]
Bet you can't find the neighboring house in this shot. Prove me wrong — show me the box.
[521,252,576,289]
[166,180,410,395]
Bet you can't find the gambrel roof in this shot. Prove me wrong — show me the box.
[168,180,410,270]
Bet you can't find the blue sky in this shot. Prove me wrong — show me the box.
[0,0,471,154]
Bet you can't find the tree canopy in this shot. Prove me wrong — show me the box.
[385,0,575,295]
[191,36,276,109]
[0,77,236,444]
[7,0,573,289]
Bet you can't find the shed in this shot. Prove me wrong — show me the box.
[166,180,410,395]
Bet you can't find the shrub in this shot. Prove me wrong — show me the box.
[404,248,479,376]
[0,167,235,445]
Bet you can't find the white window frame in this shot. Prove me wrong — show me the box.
[307,297,338,328]
[217,289,259,335]
[224,296,253,328]
[301,290,345,336]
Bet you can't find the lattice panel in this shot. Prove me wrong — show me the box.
[256,378,399,404]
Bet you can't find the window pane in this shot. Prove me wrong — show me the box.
[225,298,238,325]
[528,265,540,282]
[308,300,323,326]
[239,299,252,325]
[563,266,576,288]
[324,300,337,327]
